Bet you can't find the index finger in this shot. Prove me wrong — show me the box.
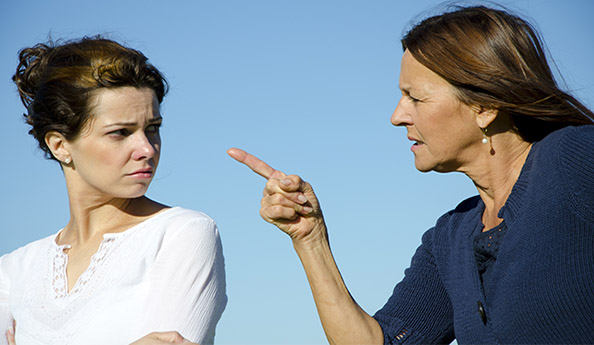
[227,148,276,179]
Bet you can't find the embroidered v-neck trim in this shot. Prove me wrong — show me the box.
[50,207,176,298]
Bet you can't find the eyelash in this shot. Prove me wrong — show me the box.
[408,95,420,103]
[146,123,161,133]
[108,128,130,137]
[108,124,161,137]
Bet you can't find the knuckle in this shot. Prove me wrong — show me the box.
[264,178,277,190]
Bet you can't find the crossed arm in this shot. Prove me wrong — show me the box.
[4,148,383,345]
[4,328,196,345]
[227,148,384,345]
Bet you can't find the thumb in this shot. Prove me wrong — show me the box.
[6,326,15,345]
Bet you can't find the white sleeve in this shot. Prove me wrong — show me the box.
[0,255,13,345]
[141,216,227,345]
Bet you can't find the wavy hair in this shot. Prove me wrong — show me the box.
[13,36,168,160]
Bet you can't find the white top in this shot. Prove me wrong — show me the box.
[0,207,227,345]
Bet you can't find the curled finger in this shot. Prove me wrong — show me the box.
[260,203,302,222]
[263,194,312,215]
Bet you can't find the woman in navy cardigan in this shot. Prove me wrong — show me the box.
[229,5,594,344]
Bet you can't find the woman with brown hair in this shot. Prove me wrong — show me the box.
[229,5,594,344]
[1,37,226,345]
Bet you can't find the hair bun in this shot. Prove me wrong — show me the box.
[13,43,53,108]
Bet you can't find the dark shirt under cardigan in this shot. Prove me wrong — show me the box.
[373,125,594,344]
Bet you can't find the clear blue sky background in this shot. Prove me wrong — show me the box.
[1,1,592,344]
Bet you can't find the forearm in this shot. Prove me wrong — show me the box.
[226,149,383,343]
[293,238,384,345]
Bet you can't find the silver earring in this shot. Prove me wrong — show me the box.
[64,158,71,164]
[481,128,488,144]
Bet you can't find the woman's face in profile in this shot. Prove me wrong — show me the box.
[65,87,162,199]
[390,50,482,173]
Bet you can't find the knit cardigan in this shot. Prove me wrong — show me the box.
[373,125,594,344]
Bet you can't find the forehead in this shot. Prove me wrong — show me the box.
[399,50,451,92]
[89,87,160,123]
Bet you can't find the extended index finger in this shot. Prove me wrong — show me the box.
[227,148,276,179]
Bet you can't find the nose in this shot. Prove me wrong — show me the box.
[390,96,413,127]
[131,132,157,161]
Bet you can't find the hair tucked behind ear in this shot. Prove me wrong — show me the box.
[13,35,168,160]
[402,5,593,142]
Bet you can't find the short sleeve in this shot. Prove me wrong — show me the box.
[140,214,227,345]
[0,255,13,345]
[373,228,454,344]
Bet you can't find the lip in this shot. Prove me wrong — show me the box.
[127,168,154,179]
[408,136,424,152]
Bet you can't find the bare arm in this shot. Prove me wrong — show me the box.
[130,331,198,345]
[228,148,383,345]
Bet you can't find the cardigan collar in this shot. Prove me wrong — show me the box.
[496,140,538,224]
[464,139,539,239]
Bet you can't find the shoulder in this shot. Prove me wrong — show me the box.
[545,125,594,221]
[433,196,482,234]
[155,206,216,224]
[534,125,594,159]
[146,208,224,273]
[533,125,594,188]
[543,124,594,142]
[0,234,55,280]
[149,207,217,233]
[418,195,481,252]
[148,207,221,248]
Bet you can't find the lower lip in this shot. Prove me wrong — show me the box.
[128,172,153,179]
[411,143,423,152]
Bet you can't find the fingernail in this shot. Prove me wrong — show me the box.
[303,206,313,213]
[297,195,307,203]
[281,179,291,186]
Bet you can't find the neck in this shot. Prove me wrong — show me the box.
[58,181,164,246]
[464,131,532,229]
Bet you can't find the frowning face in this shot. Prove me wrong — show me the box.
[391,50,483,173]
[64,87,162,200]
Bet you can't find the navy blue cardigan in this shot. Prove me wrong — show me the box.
[374,125,594,344]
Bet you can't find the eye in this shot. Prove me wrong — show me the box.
[146,123,161,134]
[408,94,420,103]
[108,128,130,137]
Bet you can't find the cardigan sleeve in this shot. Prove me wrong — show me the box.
[373,227,454,345]
[140,215,227,345]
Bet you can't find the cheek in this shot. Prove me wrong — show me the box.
[92,144,129,168]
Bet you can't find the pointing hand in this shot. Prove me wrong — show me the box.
[227,148,327,243]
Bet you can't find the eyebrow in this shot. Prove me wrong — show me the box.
[103,117,163,129]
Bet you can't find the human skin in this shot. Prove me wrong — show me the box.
[5,87,199,344]
[227,50,533,343]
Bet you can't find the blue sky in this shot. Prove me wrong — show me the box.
[1,0,592,344]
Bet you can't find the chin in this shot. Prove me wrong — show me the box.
[414,157,457,174]
[413,160,434,173]
[118,188,149,200]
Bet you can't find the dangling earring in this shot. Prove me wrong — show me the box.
[481,127,488,144]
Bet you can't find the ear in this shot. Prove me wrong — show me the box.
[474,106,499,129]
[45,131,71,164]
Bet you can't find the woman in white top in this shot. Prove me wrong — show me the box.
[1,36,227,345]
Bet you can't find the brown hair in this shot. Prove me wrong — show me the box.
[402,5,593,142]
[13,35,168,160]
